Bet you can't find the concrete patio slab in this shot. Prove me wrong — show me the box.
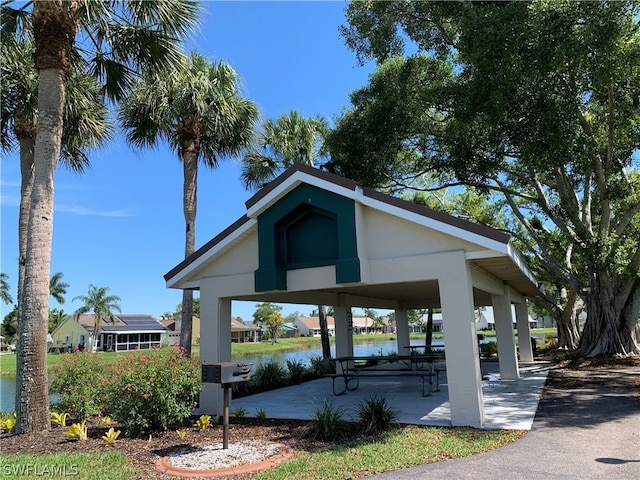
[229,361,549,430]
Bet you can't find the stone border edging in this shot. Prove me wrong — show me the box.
[155,445,295,478]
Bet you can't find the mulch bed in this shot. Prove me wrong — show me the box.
[0,417,365,479]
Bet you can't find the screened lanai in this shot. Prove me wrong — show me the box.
[165,164,542,428]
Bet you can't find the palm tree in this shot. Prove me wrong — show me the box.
[49,272,68,305]
[241,110,329,189]
[242,110,331,358]
[47,308,68,334]
[119,52,258,357]
[72,285,121,353]
[0,273,13,305]
[2,38,112,323]
[2,0,200,434]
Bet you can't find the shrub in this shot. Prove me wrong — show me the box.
[50,352,105,421]
[232,406,247,418]
[256,408,268,421]
[102,427,121,445]
[356,394,398,436]
[50,411,70,427]
[286,359,307,384]
[194,414,211,430]
[249,361,288,391]
[1,413,16,433]
[63,421,88,441]
[102,346,201,435]
[309,355,335,376]
[480,341,498,358]
[307,399,344,440]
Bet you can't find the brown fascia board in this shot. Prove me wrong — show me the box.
[361,187,511,244]
[164,215,252,283]
[245,162,358,210]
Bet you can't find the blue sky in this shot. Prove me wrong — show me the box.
[0,1,375,322]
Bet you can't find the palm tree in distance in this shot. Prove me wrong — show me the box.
[241,110,329,189]
[241,110,332,359]
[49,272,69,305]
[0,273,13,305]
[72,285,121,353]
[119,52,258,357]
[2,0,200,434]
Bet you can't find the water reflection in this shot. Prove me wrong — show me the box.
[1,338,446,411]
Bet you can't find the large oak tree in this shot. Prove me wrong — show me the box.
[327,0,639,356]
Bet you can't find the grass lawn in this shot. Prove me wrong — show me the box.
[0,452,137,480]
[255,427,524,480]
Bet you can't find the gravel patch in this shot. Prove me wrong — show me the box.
[166,440,283,470]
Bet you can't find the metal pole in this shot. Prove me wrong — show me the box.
[223,385,230,449]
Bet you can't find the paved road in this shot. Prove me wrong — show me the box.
[367,364,640,480]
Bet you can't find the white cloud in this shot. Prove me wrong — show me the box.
[55,204,135,217]
[0,193,19,208]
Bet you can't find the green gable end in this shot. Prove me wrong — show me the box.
[254,184,361,291]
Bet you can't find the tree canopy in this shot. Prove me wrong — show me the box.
[327,0,640,356]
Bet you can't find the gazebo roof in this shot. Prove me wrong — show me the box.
[165,164,541,309]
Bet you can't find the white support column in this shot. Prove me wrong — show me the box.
[438,252,484,427]
[395,308,410,355]
[515,302,534,362]
[334,298,354,374]
[491,287,520,380]
[198,279,232,414]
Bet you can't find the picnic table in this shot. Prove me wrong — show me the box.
[327,353,446,397]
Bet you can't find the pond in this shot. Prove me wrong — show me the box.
[0,338,446,412]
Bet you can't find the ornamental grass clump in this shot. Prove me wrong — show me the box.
[249,361,288,391]
[307,399,345,440]
[102,347,201,435]
[286,359,307,384]
[50,352,105,421]
[356,393,399,436]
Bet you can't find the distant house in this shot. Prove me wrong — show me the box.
[163,316,261,344]
[413,312,444,333]
[477,306,538,330]
[352,316,393,334]
[279,322,298,338]
[294,316,336,337]
[161,316,201,346]
[231,318,260,343]
[51,314,166,352]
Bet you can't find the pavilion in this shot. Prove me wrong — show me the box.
[165,164,542,427]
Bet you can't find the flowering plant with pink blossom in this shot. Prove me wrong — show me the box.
[101,346,201,435]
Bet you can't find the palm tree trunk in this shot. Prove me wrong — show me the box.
[179,140,198,357]
[17,135,35,349]
[424,308,434,349]
[16,68,65,434]
[318,304,331,359]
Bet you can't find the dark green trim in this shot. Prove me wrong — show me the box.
[255,184,360,291]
